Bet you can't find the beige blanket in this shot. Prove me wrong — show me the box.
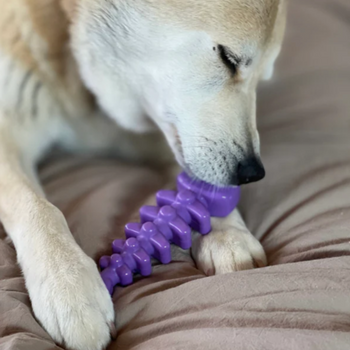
[1,0,350,349]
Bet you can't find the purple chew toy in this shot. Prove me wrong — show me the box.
[100,172,240,294]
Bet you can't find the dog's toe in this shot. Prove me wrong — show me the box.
[192,227,267,276]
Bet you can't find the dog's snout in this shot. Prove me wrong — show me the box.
[235,157,266,185]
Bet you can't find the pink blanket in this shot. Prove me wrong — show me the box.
[1,0,350,349]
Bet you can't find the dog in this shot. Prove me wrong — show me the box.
[0,0,286,349]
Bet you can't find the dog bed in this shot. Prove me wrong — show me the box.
[1,0,350,349]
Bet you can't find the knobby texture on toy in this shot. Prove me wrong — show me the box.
[100,172,241,295]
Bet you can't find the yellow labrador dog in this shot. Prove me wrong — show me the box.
[0,0,286,349]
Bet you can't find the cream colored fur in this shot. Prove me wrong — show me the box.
[0,0,286,349]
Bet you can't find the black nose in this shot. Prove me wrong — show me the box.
[236,157,266,185]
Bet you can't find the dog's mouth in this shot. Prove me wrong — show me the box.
[167,125,206,181]
[172,126,184,160]
[166,126,235,186]
[164,124,194,176]
[164,124,234,185]
[170,125,189,170]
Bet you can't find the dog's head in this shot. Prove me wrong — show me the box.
[63,0,286,186]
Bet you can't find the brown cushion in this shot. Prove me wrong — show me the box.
[1,0,350,349]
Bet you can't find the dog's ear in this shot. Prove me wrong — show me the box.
[262,53,278,80]
[60,0,78,20]
[262,0,286,81]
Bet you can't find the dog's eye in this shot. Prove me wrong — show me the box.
[218,45,240,76]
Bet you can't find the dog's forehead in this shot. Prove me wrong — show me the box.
[69,0,281,58]
[151,0,280,44]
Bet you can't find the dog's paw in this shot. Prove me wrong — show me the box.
[192,225,267,276]
[26,246,115,350]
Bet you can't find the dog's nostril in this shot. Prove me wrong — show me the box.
[236,158,266,185]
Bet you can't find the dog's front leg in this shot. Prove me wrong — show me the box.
[0,124,114,350]
[192,209,267,275]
